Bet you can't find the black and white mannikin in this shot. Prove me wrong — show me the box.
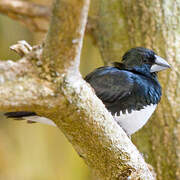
[5,47,170,136]
[85,47,170,135]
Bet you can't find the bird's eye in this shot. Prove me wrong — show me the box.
[143,55,155,64]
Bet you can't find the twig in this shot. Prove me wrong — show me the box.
[10,40,32,57]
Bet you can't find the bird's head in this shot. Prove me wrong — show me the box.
[121,47,170,75]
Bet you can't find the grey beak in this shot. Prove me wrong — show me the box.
[150,55,171,73]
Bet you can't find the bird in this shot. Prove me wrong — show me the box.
[4,47,170,136]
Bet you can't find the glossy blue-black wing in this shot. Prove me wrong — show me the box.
[85,67,134,104]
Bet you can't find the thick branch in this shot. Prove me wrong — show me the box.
[0,59,59,112]
[53,74,154,179]
[42,0,90,77]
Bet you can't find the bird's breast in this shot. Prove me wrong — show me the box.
[113,104,157,136]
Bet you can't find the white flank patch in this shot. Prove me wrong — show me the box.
[114,104,157,136]
[23,116,57,127]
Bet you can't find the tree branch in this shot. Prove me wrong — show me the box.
[0,0,155,179]
[0,0,96,35]
[0,46,59,113]
[0,0,51,32]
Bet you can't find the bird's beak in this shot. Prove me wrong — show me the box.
[150,55,171,73]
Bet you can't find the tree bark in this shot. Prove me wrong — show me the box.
[89,0,180,179]
[0,0,155,179]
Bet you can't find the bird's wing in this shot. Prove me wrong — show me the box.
[85,67,134,103]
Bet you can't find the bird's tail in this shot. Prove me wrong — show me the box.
[4,111,56,127]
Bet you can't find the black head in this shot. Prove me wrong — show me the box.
[122,47,155,67]
[121,47,170,75]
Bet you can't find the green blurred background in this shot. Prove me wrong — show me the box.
[0,0,103,179]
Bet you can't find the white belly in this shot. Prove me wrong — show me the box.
[114,104,157,136]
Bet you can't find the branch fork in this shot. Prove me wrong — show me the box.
[0,0,155,179]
